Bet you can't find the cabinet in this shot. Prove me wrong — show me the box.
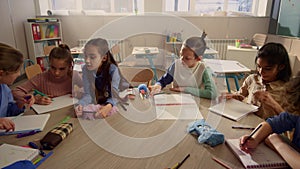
[24,19,62,71]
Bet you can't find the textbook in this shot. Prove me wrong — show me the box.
[0,143,39,168]
[32,94,77,114]
[226,139,288,169]
[0,114,50,135]
[154,94,203,120]
[208,99,258,121]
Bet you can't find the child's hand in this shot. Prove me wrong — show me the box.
[34,95,52,105]
[169,87,185,92]
[254,91,284,113]
[23,94,35,108]
[95,104,112,118]
[239,135,259,153]
[72,86,84,99]
[149,84,162,95]
[0,118,15,132]
[220,93,245,101]
[74,105,83,117]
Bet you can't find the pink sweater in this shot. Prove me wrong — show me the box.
[12,71,82,102]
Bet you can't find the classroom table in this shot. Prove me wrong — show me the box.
[203,58,251,93]
[0,94,263,169]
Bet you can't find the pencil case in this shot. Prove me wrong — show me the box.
[40,123,73,150]
[187,119,224,147]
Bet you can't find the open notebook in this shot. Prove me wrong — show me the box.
[208,99,258,121]
[154,94,203,120]
[226,139,288,169]
[0,114,50,135]
[0,143,39,168]
[31,94,77,114]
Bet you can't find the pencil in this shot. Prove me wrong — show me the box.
[241,123,262,146]
[231,126,255,130]
[212,157,232,169]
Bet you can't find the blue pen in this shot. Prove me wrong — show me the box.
[35,151,53,168]
[24,95,32,100]
[17,130,40,138]
[28,142,47,157]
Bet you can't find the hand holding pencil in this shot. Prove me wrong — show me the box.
[33,89,52,105]
[239,124,262,153]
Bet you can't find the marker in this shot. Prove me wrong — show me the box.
[241,124,262,146]
[212,156,231,169]
[33,89,53,100]
[231,126,255,130]
[17,130,40,138]
[28,142,47,157]
[59,116,71,124]
[24,95,32,100]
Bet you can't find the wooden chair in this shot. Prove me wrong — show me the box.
[119,67,154,87]
[111,44,122,62]
[25,64,42,79]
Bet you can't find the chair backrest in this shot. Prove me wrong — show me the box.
[44,46,56,56]
[250,33,267,47]
[25,64,42,79]
[119,67,154,87]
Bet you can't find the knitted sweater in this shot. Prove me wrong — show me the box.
[12,70,82,102]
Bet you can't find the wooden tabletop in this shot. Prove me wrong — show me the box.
[0,96,263,169]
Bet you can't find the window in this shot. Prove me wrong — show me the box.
[164,0,267,16]
[46,0,144,15]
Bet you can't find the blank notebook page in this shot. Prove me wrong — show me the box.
[0,114,50,135]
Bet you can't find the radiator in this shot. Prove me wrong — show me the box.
[207,39,245,60]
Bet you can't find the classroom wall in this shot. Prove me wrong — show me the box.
[0,0,36,59]
[0,0,270,59]
[57,15,270,48]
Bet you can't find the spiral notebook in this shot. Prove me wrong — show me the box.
[0,143,39,168]
[226,139,288,169]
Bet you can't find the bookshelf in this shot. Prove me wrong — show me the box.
[24,18,63,71]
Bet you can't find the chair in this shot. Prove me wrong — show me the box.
[111,44,122,62]
[119,67,154,87]
[250,33,267,47]
[25,64,42,80]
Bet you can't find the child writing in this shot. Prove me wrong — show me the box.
[12,44,82,106]
[224,42,292,119]
[0,43,34,131]
[75,38,124,118]
[240,72,300,168]
[150,32,217,99]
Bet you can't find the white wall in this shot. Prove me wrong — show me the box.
[0,0,36,59]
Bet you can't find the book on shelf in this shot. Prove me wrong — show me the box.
[0,143,40,168]
[226,139,288,169]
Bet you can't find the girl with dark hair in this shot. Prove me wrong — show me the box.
[240,73,300,168]
[13,44,82,105]
[150,32,217,99]
[225,42,292,119]
[75,38,123,118]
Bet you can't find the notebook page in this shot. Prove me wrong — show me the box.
[32,94,77,114]
[0,114,50,135]
[0,143,39,168]
[154,94,203,120]
[226,139,288,169]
